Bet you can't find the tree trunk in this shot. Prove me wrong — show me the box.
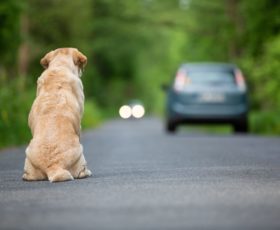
[225,0,244,59]
[18,13,29,78]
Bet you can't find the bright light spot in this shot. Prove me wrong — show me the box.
[132,105,145,119]
[119,105,132,119]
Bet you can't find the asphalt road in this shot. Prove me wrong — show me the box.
[0,118,280,230]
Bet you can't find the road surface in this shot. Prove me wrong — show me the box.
[0,118,280,230]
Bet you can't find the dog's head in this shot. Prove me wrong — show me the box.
[40,48,87,75]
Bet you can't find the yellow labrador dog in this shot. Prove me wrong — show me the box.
[23,48,92,182]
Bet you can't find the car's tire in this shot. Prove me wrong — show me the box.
[233,117,249,133]
[166,121,177,133]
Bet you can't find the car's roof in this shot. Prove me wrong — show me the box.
[180,62,237,71]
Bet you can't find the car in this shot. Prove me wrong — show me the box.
[163,63,249,133]
[119,100,145,119]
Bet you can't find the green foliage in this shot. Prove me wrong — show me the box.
[0,79,34,148]
[27,0,93,78]
[0,0,22,73]
[250,111,280,135]
[240,0,280,56]
[247,35,280,110]
[1,0,280,148]
[82,100,103,129]
[0,79,103,148]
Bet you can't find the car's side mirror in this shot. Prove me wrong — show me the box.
[161,84,169,91]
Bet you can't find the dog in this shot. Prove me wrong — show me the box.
[23,48,92,182]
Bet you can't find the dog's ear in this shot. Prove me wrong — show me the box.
[73,49,87,69]
[40,51,55,69]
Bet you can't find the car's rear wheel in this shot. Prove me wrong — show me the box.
[166,121,177,133]
[233,117,248,133]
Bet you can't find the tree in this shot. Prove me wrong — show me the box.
[0,0,22,78]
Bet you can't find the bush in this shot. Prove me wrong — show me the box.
[0,78,103,149]
[0,79,34,148]
[82,100,103,129]
[240,36,280,135]
[250,111,280,135]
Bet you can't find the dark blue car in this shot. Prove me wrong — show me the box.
[164,63,249,133]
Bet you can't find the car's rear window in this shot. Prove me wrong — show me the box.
[187,70,235,85]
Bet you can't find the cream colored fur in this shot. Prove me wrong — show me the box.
[23,48,92,182]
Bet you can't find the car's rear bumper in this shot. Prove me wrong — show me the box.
[167,102,248,124]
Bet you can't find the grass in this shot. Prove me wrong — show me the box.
[181,124,232,134]
[250,111,280,135]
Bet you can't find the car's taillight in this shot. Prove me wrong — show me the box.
[235,69,246,90]
[174,71,191,91]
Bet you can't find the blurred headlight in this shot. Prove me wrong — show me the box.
[132,105,145,119]
[119,105,132,119]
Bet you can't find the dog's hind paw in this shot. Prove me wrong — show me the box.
[22,173,30,181]
[22,172,47,181]
[48,169,74,183]
[77,167,92,179]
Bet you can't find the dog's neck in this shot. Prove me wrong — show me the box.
[48,56,80,77]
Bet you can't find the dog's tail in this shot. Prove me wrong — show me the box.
[47,168,74,183]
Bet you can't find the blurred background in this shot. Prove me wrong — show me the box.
[0,0,279,148]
